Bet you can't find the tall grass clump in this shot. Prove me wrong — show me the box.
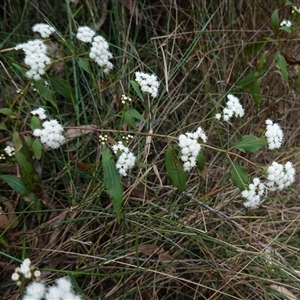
[1,1,300,299]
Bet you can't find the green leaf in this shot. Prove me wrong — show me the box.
[230,162,248,190]
[127,108,145,121]
[123,111,137,129]
[196,151,205,171]
[274,52,288,83]
[123,108,145,129]
[0,108,17,117]
[234,135,267,153]
[271,9,279,33]
[249,80,261,106]
[77,58,92,74]
[13,131,41,192]
[236,71,257,88]
[165,146,187,192]
[0,122,8,131]
[102,147,123,221]
[30,116,41,130]
[279,26,292,34]
[33,81,57,108]
[48,76,75,102]
[257,51,269,73]
[130,80,144,100]
[0,175,30,196]
[11,62,26,76]
[32,139,43,160]
[243,40,265,56]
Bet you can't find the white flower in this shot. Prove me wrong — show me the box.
[265,119,284,150]
[292,6,300,14]
[4,145,15,156]
[19,258,31,275]
[89,35,113,73]
[135,71,160,98]
[23,282,46,300]
[31,107,47,120]
[15,39,50,80]
[11,272,20,281]
[76,26,95,43]
[280,19,292,27]
[44,277,80,300]
[216,93,244,122]
[112,142,136,176]
[178,127,207,172]
[242,178,265,209]
[32,23,55,38]
[266,161,295,191]
[33,119,65,149]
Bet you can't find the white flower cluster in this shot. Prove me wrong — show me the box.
[178,127,207,172]
[112,142,136,176]
[11,258,41,283]
[32,23,56,38]
[292,5,300,14]
[266,161,295,191]
[76,26,95,43]
[76,26,113,73]
[15,39,50,80]
[135,71,160,98]
[242,178,265,209]
[215,94,245,122]
[280,19,292,27]
[22,277,80,300]
[33,119,65,149]
[31,107,47,120]
[265,119,284,150]
[4,145,15,157]
[31,108,65,149]
[89,35,114,73]
[242,161,296,209]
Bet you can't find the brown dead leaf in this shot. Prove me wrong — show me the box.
[138,244,161,256]
[158,251,174,262]
[0,200,18,230]
[65,125,96,140]
[270,285,297,300]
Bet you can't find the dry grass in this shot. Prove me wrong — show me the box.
[1,0,300,299]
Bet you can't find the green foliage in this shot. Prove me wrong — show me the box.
[130,80,144,101]
[234,135,267,153]
[102,146,123,221]
[12,131,41,193]
[230,162,248,191]
[0,174,30,196]
[165,146,187,192]
[123,108,145,129]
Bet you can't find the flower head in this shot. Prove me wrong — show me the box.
[76,26,96,43]
[112,142,136,176]
[265,119,284,150]
[23,282,46,300]
[215,93,245,122]
[32,23,56,38]
[266,161,295,191]
[15,39,51,80]
[242,178,265,209]
[4,145,15,157]
[31,107,47,120]
[178,126,207,172]
[280,19,292,27]
[33,119,65,149]
[89,35,113,73]
[135,71,160,98]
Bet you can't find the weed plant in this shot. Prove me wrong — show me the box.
[1,1,300,299]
